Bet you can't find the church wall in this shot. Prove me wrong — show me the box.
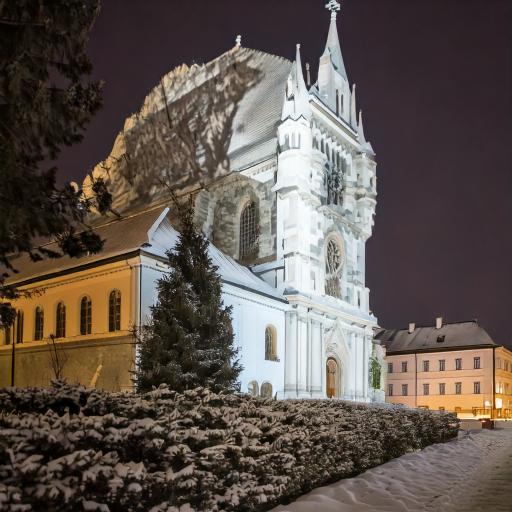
[222,284,287,399]
[0,259,137,390]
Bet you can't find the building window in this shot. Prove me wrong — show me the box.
[56,302,66,338]
[474,382,481,394]
[264,326,278,361]
[388,362,393,374]
[15,310,24,344]
[388,384,393,396]
[439,407,445,412]
[336,89,340,116]
[439,359,445,371]
[402,384,408,396]
[474,357,481,369]
[439,383,446,395]
[325,237,344,298]
[454,407,462,413]
[423,360,430,372]
[80,296,92,336]
[4,325,11,345]
[455,382,462,395]
[455,358,462,370]
[505,360,509,372]
[34,307,44,341]
[260,382,273,399]
[239,201,258,260]
[423,383,430,395]
[496,357,502,369]
[108,290,121,332]
[248,381,259,397]
[401,361,408,373]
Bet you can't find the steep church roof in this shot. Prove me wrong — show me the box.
[85,47,292,214]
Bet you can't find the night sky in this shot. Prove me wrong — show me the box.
[57,0,512,342]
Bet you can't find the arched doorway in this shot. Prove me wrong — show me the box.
[326,357,340,398]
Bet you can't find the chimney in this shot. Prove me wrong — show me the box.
[436,317,443,329]
[408,322,416,334]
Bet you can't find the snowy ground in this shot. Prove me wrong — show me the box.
[272,428,512,512]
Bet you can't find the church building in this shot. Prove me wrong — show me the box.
[0,1,385,401]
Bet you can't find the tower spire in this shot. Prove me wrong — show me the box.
[358,110,375,156]
[295,43,307,94]
[324,0,347,79]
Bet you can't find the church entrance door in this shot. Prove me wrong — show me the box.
[326,357,340,398]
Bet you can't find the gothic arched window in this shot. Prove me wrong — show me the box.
[264,326,277,361]
[325,237,344,298]
[15,310,24,344]
[34,306,44,341]
[109,290,121,332]
[260,382,273,399]
[56,302,66,338]
[80,296,92,335]
[239,201,258,260]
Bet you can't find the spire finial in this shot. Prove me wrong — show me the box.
[235,35,242,48]
[326,0,341,21]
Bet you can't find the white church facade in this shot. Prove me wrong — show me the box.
[0,1,385,401]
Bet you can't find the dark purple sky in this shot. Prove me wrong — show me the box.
[57,0,512,342]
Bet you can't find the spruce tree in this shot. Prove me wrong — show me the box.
[135,199,242,393]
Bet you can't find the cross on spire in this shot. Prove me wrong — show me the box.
[325,0,341,20]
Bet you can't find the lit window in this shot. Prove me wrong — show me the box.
[80,296,92,335]
[423,360,430,372]
[34,307,44,341]
[439,383,446,395]
[423,383,429,395]
[108,290,121,332]
[455,358,462,370]
[474,382,481,394]
[264,326,278,361]
[388,384,393,396]
[387,362,393,374]
[439,359,445,371]
[474,357,481,369]
[56,302,66,338]
[15,310,24,344]
[401,361,408,373]
[455,382,462,395]
[402,384,408,396]
[239,201,258,260]
[260,382,273,399]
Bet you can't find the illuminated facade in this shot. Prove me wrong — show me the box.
[378,318,512,419]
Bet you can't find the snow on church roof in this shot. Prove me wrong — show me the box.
[85,47,292,214]
[5,205,287,304]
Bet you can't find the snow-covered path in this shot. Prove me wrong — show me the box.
[272,429,512,512]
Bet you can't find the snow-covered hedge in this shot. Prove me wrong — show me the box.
[0,382,458,511]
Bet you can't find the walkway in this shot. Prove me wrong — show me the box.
[272,427,512,512]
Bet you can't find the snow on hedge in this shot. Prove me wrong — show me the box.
[0,382,458,511]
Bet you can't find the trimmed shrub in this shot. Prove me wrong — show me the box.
[0,383,458,511]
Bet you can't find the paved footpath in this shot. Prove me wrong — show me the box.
[272,428,512,512]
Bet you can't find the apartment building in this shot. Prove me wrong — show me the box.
[376,318,512,419]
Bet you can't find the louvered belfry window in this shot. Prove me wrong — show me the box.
[239,201,258,260]
[109,290,121,332]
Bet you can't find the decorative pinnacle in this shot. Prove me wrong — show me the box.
[325,0,341,20]
[235,35,242,48]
